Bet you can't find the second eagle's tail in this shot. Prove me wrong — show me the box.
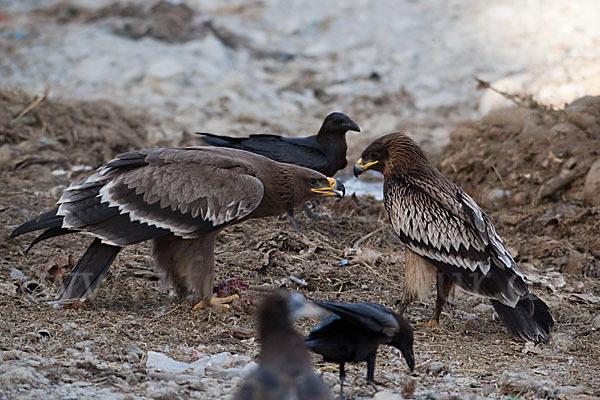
[491,293,554,343]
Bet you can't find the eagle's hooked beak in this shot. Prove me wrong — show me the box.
[353,158,379,178]
[311,177,345,199]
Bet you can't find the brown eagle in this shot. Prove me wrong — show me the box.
[353,133,553,343]
[11,146,344,307]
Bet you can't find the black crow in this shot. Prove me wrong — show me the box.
[197,112,360,229]
[197,112,360,177]
[305,301,414,396]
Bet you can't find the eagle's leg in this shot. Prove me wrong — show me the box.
[302,201,323,220]
[286,210,302,232]
[399,249,436,316]
[430,271,455,324]
[153,234,233,311]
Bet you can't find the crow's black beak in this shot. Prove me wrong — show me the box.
[344,121,361,133]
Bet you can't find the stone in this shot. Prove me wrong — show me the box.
[583,158,600,206]
[373,390,404,400]
[565,251,587,275]
[473,303,493,314]
[551,332,575,353]
[592,314,600,330]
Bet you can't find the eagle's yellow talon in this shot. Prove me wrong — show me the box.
[415,319,438,327]
[320,365,339,372]
[192,293,239,310]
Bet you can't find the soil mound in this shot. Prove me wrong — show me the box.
[438,96,600,276]
[0,89,149,171]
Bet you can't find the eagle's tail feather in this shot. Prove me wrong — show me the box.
[11,208,64,238]
[25,227,73,253]
[491,293,553,343]
[57,238,121,300]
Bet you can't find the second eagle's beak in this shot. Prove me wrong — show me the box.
[353,158,379,178]
[311,177,345,199]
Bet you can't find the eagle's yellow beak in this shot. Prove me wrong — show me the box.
[311,177,345,198]
[353,158,379,178]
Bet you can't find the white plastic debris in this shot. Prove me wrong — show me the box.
[145,351,256,380]
[10,268,28,282]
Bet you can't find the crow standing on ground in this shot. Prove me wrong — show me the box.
[354,133,553,343]
[234,290,332,400]
[11,146,344,307]
[305,301,414,397]
[197,112,360,228]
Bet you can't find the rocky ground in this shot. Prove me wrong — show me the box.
[1,1,600,399]
[1,90,600,399]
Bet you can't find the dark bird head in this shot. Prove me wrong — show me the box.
[319,112,361,136]
[257,289,297,341]
[353,133,429,178]
[390,313,415,371]
[260,164,345,214]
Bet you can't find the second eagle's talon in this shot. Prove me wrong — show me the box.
[415,319,438,328]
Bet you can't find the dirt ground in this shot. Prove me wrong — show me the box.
[1,90,599,399]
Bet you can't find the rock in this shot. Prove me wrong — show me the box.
[425,361,445,376]
[537,163,579,201]
[583,158,600,206]
[551,332,575,353]
[519,123,551,148]
[592,314,600,330]
[481,106,534,133]
[37,329,52,337]
[484,188,511,210]
[565,251,587,275]
[0,282,17,296]
[146,58,185,80]
[400,376,417,398]
[122,345,144,363]
[0,144,22,169]
[141,380,181,399]
[0,365,50,387]
[473,303,493,314]
[373,390,404,400]
[75,340,94,350]
[565,95,600,133]
[500,370,555,397]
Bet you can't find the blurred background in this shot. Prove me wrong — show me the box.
[2,0,599,162]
